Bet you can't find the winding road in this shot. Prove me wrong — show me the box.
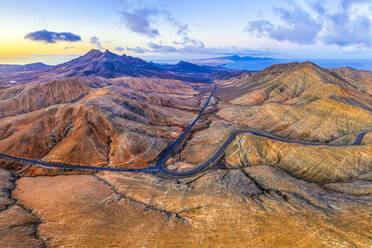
[0,82,369,177]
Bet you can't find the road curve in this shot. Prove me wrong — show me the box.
[0,82,369,177]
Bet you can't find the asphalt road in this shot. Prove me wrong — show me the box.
[0,83,369,177]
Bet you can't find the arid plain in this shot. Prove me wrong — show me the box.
[0,50,371,247]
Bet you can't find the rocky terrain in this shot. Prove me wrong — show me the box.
[0,76,213,172]
[0,60,371,247]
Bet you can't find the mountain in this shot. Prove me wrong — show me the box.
[1,61,370,171]
[1,60,371,247]
[189,55,274,66]
[0,76,213,167]
[0,62,50,73]
[157,60,248,81]
[215,61,372,142]
[158,60,216,73]
[328,66,372,94]
[0,50,218,84]
[54,49,169,78]
[215,55,273,61]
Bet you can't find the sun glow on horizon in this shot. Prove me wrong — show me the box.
[0,0,372,64]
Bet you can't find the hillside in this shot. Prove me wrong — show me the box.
[0,61,371,247]
[0,76,213,171]
[215,62,372,141]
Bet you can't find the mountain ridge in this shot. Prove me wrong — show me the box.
[0,62,51,73]
[0,49,240,84]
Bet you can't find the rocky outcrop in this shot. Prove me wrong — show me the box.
[0,169,14,211]
[0,169,44,247]
[223,132,372,183]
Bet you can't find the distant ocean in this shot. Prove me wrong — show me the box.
[223,59,372,71]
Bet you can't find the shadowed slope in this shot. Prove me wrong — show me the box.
[0,76,213,171]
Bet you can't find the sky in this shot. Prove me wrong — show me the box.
[0,0,372,64]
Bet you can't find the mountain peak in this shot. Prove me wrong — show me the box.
[300,61,317,67]
[101,49,119,59]
[103,49,114,55]
[50,48,184,79]
[177,60,191,66]
[293,61,322,72]
[85,49,103,57]
[229,55,241,60]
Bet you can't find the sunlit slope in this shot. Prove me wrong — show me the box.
[0,76,214,170]
[216,62,372,142]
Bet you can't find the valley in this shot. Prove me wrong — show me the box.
[0,51,371,248]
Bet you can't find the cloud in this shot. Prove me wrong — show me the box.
[126,46,148,53]
[246,7,322,44]
[323,13,372,46]
[119,7,160,37]
[115,46,125,52]
[309,1,326,15]
[126,37,273,56]
[166,15,189,35]
[25,30,81,43]
[245,1,372,47]
[90,36,103,50]
[317,0,372,47]
[119,2,272,56]
[173,37,204,47]
[64,46,75,50]
[175,44,271,56]
[148,42,178,53]
[119,3,189,37]
[340,0,370,8]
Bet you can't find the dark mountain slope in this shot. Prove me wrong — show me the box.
[0,62,50,73]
